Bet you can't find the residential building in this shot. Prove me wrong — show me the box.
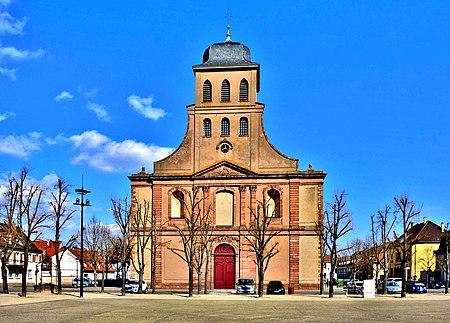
[377,218,444,280]
[70,248,116,282]
[33,240,82,285]
[0,223,42,286]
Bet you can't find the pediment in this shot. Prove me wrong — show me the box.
[193,161,256,178]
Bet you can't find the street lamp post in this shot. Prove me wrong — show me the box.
[74,178,91,298]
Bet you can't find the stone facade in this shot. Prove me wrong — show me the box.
[129,36,326,290]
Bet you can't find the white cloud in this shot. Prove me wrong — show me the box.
[78,86,99,99]
[86,102,111,122]
[127,94,166,121]
[0,111,15,122]
[69,130,173,173]
[0,132,42,159]
[0,66,16,80]
[0,10,26,35]
[0,4,44,80]
[55,91,74,102]
[45,133,69,145]
[70,130,109,149]
[0,46,44,61]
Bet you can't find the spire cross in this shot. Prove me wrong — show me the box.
[224,9,232,42]
[224,9,232,25]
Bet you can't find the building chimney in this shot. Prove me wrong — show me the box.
[442,222,445,233]
[423,217,427,223]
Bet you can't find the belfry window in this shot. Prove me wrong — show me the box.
[221,79,230,102]
[266,189,281,217]
[171,190,184,218]
[239,117,248,136]
[203,118,211,137]
[239,78,249,101]
[203,80,212,102]
[221,118,230,136]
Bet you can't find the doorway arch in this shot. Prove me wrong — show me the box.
[214,244,235,289]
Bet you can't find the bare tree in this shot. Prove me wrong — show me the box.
[168,187,209,297]
[0,176,21,294]
[439,225,450,294]
[148,208,167,294]
[193,209,213,294]
[315,214,329,295]
[84,217,103,287]
[323,191,352,298]
[110,197,133,296]
[393,195,421,298]
[15,168,51,297]
[244,199,282,298]
[346,238,366,281]
[417,245,436,288]
[97,223,112,293]
[130,199,152,294]
[370,205,396,294]
[49,178,76,294]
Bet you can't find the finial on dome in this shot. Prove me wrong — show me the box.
[225,24,232,42]
[224,9,232,42]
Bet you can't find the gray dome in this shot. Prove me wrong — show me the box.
[199,41,256,67]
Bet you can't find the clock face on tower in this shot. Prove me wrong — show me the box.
[220,142,231,153]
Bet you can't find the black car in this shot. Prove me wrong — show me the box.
[267,281,285,295]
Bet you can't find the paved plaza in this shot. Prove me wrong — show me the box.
[1,289,449,322]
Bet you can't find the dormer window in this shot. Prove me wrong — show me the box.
[221,79,230,102]
[239,78,249,101]
[221,118,230,136]
[203,80,212,102]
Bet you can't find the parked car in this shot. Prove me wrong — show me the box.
[434,280,446,288]
[418,279,445,289]
[236,278,256,294]
[387,277,403,288]
[97,278,122,287]
[72,277,93,288]
[406,281,427,294]
[267,281,285,295]
[377,281,401,294]
[346,281,363,295]
[124,279,148,293]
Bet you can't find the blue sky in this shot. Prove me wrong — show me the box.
[1,0,449,242]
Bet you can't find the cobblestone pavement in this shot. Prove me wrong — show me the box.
[1,289,449,322]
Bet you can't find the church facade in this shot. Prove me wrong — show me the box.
[129,33,326,290]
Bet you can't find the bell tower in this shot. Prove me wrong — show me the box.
[153,31,298,175]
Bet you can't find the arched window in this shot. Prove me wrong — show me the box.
[171,190,184,218]
[221,79,230,102]
[203,80,212,102]
[266,189,281,217]
[216,191,234,226]
[239,78,249,101]
[239,117,248,136]
[203,118,211,137]
[221,118,230,136]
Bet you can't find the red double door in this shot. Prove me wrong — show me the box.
[214,245,235,289]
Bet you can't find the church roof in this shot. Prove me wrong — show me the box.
[194,41,259,68]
